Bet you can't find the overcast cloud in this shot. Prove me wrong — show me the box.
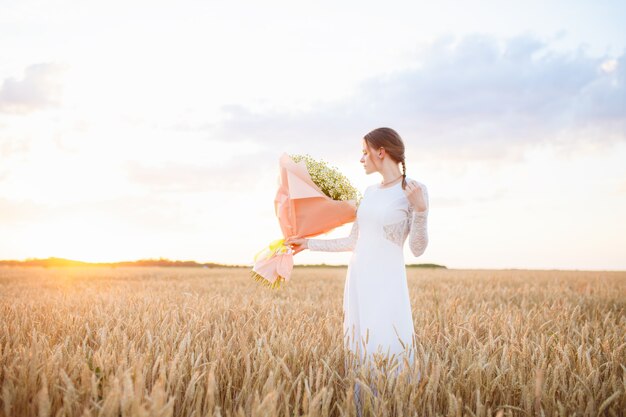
[0,63,64,114]
[208,34,624,162]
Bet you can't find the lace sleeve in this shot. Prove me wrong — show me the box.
[307,220,359,252]
[408,185,429,257]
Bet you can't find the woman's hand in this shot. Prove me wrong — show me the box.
[285,237,308,255]
[403,180,427,212]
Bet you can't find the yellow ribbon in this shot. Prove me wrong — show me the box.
[254,238,289,262]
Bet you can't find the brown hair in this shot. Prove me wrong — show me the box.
[363,127,407,189]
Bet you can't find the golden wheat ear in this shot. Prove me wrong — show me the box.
[250,271,283,289]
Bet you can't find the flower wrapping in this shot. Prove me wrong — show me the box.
[252,153,358,288]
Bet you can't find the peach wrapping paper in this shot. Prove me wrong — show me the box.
[252,153,358,285]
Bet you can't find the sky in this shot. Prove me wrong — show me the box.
[1,0,625,270]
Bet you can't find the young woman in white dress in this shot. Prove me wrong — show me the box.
[285,127,429,400]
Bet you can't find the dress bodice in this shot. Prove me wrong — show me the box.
[308,177,429,257]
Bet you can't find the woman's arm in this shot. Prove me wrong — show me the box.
[408,185,429,257]
[307,220,359,252]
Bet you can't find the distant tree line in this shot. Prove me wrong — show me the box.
[0,257,446,269]
[0,257,230,268]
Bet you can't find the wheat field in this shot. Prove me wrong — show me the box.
[0,266,624,417]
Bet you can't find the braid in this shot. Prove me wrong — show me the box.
[401,160,407,189]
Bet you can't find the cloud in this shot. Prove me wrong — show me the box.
[427,187,509,208]
[207,33,625,161]
[0,137,30,159]
[125,161,223,193]
[0,197,47,223]
[0,194,196,233]
[123,151,271,193]
[0,63,64,114]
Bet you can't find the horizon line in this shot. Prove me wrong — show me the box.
[0,256,624,272]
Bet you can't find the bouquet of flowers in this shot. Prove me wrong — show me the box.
[251,153,362,289]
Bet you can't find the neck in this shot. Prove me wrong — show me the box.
[380,165,403,185]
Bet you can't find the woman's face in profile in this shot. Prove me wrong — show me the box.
[360,139,378,175]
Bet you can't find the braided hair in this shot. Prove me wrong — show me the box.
[401,159,407,189]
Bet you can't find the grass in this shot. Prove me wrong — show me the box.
[0,266,624,416]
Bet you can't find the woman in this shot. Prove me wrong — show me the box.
[286,127,429,370]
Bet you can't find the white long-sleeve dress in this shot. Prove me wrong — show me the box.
[308,177,429,367]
